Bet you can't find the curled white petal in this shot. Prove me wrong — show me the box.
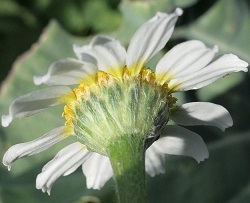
[1,86,71,127]
[152,125,209,163]
[126,8,183,75]
[156,40,218,84]
[2,126,70,170]
[145,144,165,177]
[168,54,248,91]
[34,58,97,86]
[82,153,113,190]
[36,142,90,195]
[1,115,13,128]
[171,102,233,131]
[73,35,126,78]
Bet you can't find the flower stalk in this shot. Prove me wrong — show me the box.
[108,135,147,203]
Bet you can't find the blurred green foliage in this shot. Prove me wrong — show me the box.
[0,0,250,203]
[0,0,121,82]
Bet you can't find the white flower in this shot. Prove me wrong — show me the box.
[2,8,248,195]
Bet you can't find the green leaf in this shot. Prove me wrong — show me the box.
[176,0,250,63]
[196,72,246,101]
[83,0,121,32]
[228,181,250,203]
[0,0,37,27]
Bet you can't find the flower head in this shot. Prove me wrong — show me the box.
[2,8,248,195]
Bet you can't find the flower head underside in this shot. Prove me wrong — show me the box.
[62,68,177,155]
[1,8,248,195]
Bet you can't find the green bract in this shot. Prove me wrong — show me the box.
[70,69,175,155]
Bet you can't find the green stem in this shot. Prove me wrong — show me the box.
[108,135,147,203]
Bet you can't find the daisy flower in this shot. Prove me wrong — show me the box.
[1,8,248,202]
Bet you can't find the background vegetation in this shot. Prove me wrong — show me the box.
[0,0,250,202]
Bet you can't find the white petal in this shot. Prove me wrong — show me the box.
[1,115,13,128]
[34,58,97,86]
[145,144,165,177]
[168,54,248,91]
[156,40,218,84]
[82,153,113,190]
[36,142,90,195]
[171,102,233,131]
[2,126,70,170]
[126,8,183,75]
[1,86,71,127]
[73,35,126,79]
[153,125,209,163]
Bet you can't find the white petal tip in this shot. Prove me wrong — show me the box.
[198,155,209,163]
[212,45,219,53]
[47,190,51,196]
[228,54,249,70]
[222,120,233,132]
[197,150,209,163]
[40,185,51,195]
[3,159,12,170]
[220,127,226,132]
[87,184,96,190]
[3,163,11,171]
[1,115,13,127]
[33,75,44,85]
[73,44,81,52]
[175,8,183,16]
[242,63,249,71]
[89,185,101,190]
[41,187,46,193]
[86,179,102,190]
[3,152,13,170]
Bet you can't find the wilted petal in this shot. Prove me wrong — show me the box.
[36,142,90,195]
[1,86,71,127]
[171,102,233,131]
[156,40,218,84]
[153,125,209,163]
[82,153,113,190]
[126,8,183,75]
[73,35,126,79]
[34,58,97,86]
[168,54,248,91]
[2,126,71,170]
[145,144,165,177]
